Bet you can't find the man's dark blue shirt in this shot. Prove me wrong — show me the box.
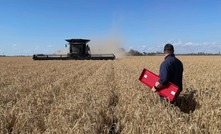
[158,54,183,91]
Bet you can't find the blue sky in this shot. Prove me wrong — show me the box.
[0,0,221,55]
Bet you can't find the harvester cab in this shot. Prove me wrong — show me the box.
[33,38,115,60]
[66,39,91,59]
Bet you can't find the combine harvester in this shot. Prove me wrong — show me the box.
[33,39,115,60]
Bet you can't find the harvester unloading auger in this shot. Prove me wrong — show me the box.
[33,39,115,60]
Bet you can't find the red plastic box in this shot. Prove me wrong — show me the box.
[139,68,179,102]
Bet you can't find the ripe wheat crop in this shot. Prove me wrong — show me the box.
[0,56,220,133]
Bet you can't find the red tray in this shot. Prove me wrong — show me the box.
[139,68,179,102]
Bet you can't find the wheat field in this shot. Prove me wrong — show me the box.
[0,56,220,133]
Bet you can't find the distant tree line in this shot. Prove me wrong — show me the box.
[125,49,221,56]
[126,49,163,56]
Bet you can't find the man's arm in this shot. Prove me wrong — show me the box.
[152,62,170,92]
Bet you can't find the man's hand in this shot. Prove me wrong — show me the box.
[151,86,157,92]
[155,81,160,87]
[151,81,162,92]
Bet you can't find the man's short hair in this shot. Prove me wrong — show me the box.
[164,43,174,52]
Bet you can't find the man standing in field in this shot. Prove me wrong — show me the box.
[152,43,183,103]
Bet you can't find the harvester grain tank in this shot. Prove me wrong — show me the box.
[33,39,115,60]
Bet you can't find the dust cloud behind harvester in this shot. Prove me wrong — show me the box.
[89,36,126,59]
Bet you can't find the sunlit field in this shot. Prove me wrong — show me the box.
[0,56,220,133]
